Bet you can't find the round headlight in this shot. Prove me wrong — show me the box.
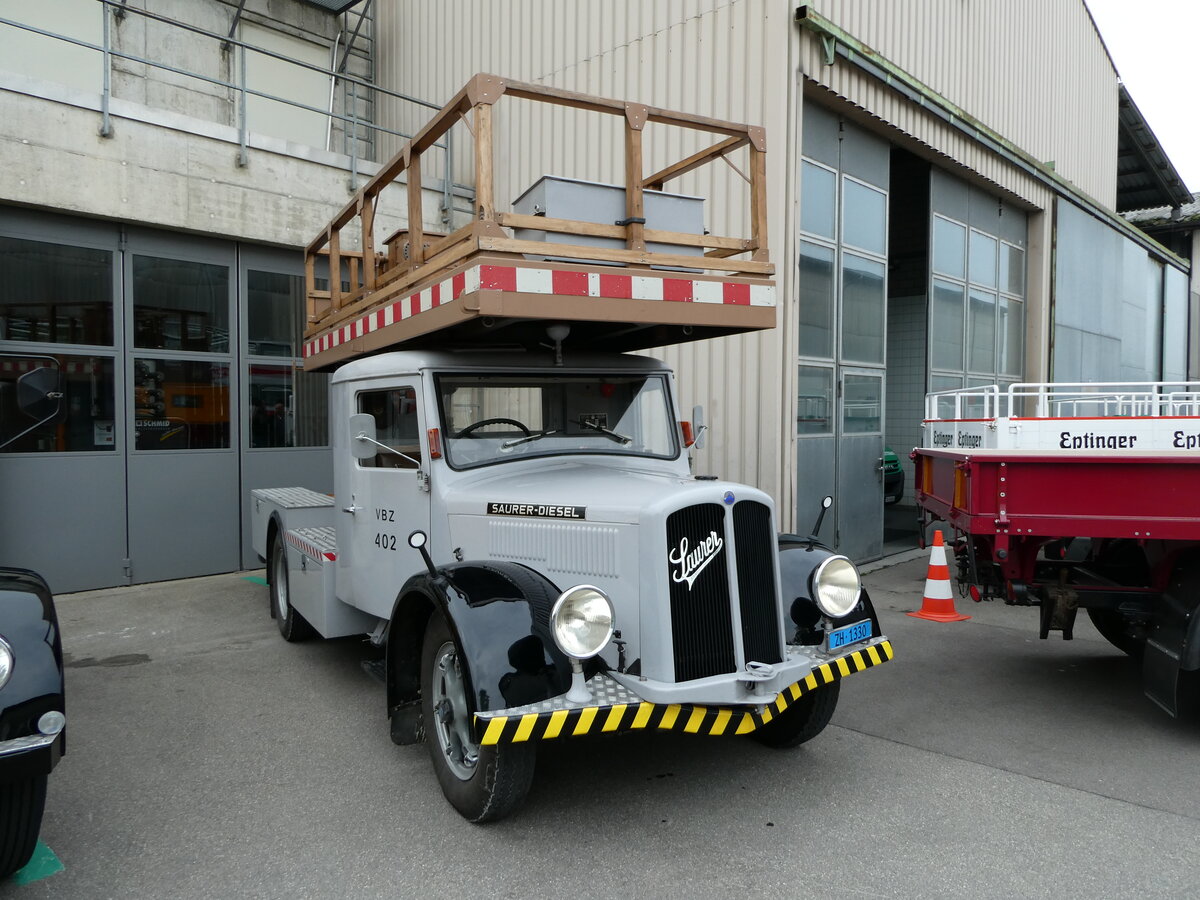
[810,556,862,618]
[550,586,615,660]
[0,636,13,690]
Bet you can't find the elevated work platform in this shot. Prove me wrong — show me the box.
[303,74,775,370]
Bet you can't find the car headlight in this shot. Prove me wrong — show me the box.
[0,636,13,690]
[810,556,862,618]
[550,586,615,659]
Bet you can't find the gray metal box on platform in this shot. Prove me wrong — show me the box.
[512,176,705,262]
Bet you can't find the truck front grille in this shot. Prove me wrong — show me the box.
[667,504,736,681]
[733,501,783,665]
[666,500,782,681]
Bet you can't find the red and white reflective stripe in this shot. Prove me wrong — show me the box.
[285,530,337,563]
[304,264,775,358]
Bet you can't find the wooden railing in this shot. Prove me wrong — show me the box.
[304,73,772,340]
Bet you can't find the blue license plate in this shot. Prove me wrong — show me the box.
[827,619,872,650]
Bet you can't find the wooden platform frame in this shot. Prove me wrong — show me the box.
[303,73,774,367]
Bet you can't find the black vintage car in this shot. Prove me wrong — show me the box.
[0,568,66,878]
[1,356,68,877]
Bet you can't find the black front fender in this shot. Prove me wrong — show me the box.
[385,561,573,743]
[778,539,880,642]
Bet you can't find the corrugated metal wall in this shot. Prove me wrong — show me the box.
[375,0,1120,527]
[800,0,1116,208]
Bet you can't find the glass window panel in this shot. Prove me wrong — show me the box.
[133,256,230,353]
[843,373,882,434]
[796,365,834,435]
[247,270,304,357]
[932,217,966,279]
[842,179,886,255]
[930,373,964,420]
[931,279,965,370]
[248,363,329,448]
[798,241,834,359]
[800,161,836,239]
[0,353,116,452]
[358,387,422,469]
[998,297,1024,377]
[841,254,885,364]
[969,230,997,288]
[1001,243,1025,295]
[133,358,230,450]
[968,289,997,373]
[0,237,113,346]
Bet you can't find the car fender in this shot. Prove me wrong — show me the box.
[385,561,573,743]
[777,539,880,642]
[0,568,65,759]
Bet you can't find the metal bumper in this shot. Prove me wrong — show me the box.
[474,638,893,746]
[0,727,65,783]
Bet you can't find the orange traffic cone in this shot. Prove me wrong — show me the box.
[907,530,971,622]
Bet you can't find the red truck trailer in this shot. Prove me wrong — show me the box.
[912,381,1200,717]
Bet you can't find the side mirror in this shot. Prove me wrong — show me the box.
[348,413,378,460]
[17,366,66,424]
[691,404,707,450]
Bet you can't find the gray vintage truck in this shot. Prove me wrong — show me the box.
[252,347,892,821]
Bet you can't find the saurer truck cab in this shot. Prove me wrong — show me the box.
[251,74,892,820]
[913,381,1200,718]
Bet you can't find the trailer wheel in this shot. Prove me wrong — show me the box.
[1085,608,1144,658]
[0,775,47,879]
[421,612,534,822]
[751,681,840,748]
[270,538,314,642]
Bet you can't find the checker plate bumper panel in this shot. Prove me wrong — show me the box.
[474,638,893,745]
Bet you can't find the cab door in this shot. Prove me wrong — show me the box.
[340,381,431,618]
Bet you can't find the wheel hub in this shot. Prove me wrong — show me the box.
[430,643,479,780]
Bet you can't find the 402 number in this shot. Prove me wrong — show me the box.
[374,533,397,550]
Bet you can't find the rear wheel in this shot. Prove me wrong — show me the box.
[0,775,47,879]
[752,681,840,748]
[270,537,313,642]
[421,613,534,822]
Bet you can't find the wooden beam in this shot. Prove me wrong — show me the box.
[475,236,774,274]
[359,196,376,291]
[328,228,341,311]
[749,142,769,262]
[407,149,425,269]
[624,104,648,254]
[496,212,751,252]
[643,135,748,189]
[474,102,496,222]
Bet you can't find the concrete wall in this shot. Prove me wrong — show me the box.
[0,0,410,251]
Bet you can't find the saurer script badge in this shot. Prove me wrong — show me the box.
[670,530,724,590]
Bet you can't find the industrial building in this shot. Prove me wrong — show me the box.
[0,0,1195,592]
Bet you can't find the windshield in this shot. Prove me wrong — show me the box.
[436,372,679,469]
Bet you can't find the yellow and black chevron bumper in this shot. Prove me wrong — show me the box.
[474,639,893,746]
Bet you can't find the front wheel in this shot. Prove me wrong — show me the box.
[0,775,48,879]
[270,537,313,642]
[421,613,534,822]
[752,681,840,748]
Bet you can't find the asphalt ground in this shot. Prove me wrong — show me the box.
[5,553,1200,899]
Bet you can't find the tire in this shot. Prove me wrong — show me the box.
[752,681,840,749]
[421,612,535,822]
[1086,608,1144,658]
[0,775,48,879]
[270,537,314,642]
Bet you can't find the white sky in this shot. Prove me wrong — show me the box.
[1085,0,1200,197]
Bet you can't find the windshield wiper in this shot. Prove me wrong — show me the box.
[576,417,631,445]
[500,429,558,449]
